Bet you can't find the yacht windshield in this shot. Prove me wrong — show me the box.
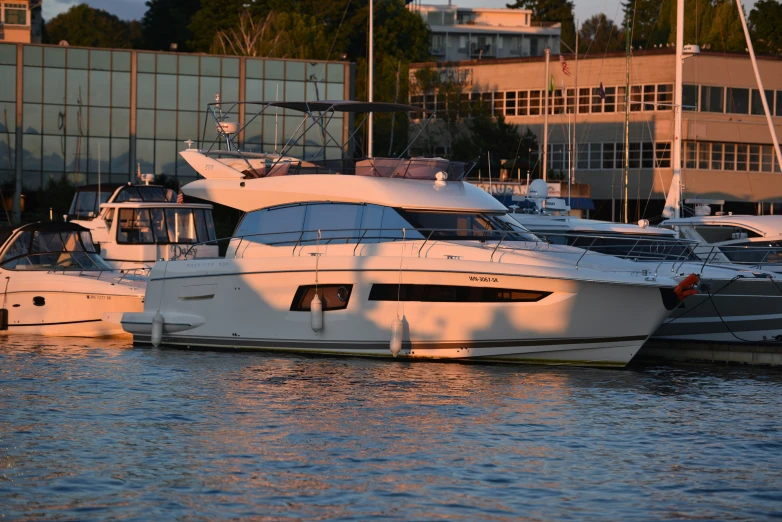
[0,229,113,271]
[234,203,540,245]
[398,211,539,241]
[117,208,216,245]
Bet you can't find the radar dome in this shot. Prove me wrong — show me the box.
[528,179,549,199]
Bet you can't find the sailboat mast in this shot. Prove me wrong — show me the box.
[670,0,685,219]
[543,48,550,181]
[734,0,782,171]
[623,15,630,223]
[368,0,374,158]
[570,24,578,211]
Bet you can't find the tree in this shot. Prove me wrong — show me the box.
[506,0,576,52]
[141,0,201,52]
[212,10,332,59]
[45,4,141,48]
[623,0,672,48]
[578,14,625,53]
[750,0,782,54]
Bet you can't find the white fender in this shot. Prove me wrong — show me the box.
[151,311,163,347]
[390,316,403,357]
[310,294,323,331]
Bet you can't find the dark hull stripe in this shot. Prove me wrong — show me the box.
[654,318,782,337]
[8,319,103,327]
[149,267,671,288]
[133,334,648,351]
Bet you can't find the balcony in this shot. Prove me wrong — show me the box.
[470,43,494,58]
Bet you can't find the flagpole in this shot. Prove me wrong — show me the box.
[623,14,631,224]
[571,22,578,211]
[543,48,550,182]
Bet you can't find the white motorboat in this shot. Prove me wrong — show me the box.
[510,189,782,345]
[67,182,219,271]
[120,101,693,367]
[0,222,145,337]
[659,210,782,273]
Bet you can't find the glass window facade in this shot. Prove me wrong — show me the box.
[4,43,351,189]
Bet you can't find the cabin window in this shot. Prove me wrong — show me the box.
[693,225,761,244]
[368,284,550,303]
[117,208,154,244]
[290,284,353,311]
[150,208,168,243]
[104,208,115,230]
[165,208,198,243]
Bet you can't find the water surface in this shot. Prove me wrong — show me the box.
[1,336,781,520]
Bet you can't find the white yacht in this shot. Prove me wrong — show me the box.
[510,187,782,345]
[0,222,145,337]
[120,101,694,366]
[67,182,219,271]
[659,208,782,273]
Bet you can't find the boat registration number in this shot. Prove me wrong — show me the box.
[469,276,499,283]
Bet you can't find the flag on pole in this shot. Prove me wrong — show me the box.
[598,82,606,100]
[177,184,184,204]
[559,55,571,77]
[548,74,555,93]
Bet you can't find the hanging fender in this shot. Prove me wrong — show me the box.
[674,273,700,301]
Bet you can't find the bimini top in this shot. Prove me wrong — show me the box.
[0,221,115,272]
[68,183,177,220]
[225,100,430,114]
[660,215,782,238]
[182,175,507,213]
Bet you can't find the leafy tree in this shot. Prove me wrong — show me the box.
[623,0,671,48]
[651,0,745,51]
[44,4,141,48]
[750,0,782,54]
[141,0,201,52]
[506,0,576,52]
[578,14,625,53]
[212,10,332,59]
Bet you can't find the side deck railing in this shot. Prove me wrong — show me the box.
[169,228,710,274]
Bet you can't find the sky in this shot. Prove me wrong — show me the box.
[42,0,757,28]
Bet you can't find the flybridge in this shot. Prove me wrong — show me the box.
[181,99,475,182]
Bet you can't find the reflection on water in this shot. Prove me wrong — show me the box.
[1,336,782,520]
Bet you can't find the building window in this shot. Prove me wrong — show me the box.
[4,3,27,25]
[591,87,603,113]
[682,84,698,111]
[643,85,656,111]
[641,142,654,168]
[529,90,541,115]
[604,87,616,113]
[724,143,735,170]
[750,89,773,116]
[577,144,588,169]
[737,144,748,170]
[749,144,760,171]
[655,142,671,168]
[603,143,615,169]
[701,86,724,113]
[616,86,626,112]
[431,34,446,56]
[656,84,673,110]
[698,143,710,169]
[630,85,642,111]
[530,38,539,56]
[493,91,504,116]
[615,143,625,169]
[590,143,601,169]
[711,143,723,170]
[628,142,641,168]
[504,91,516,116]
[776,91,782,117]
[517,91,528,116]
[685,142,697,168]
[762,145,773,172]
[727,87,749,114]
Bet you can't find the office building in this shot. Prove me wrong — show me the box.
[410,2,561,62]
[0,42,353,199]
[410,49,782,215]
[0,1,42,44]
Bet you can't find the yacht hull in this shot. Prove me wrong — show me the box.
[650,276,782,343]
[124,258,674,367]
[1,291,143,337]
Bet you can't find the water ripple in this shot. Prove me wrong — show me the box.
[1,336,781,520]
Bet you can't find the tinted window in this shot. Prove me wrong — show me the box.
[117,208,154,244]
[369,284,550,302]
[302,203,363,242]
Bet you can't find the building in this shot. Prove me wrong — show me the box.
[409,2,560,62]
[0,41,354,218]
[410,49,782,218]
[1,1,42,43]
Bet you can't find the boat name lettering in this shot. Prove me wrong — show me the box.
[469,276,499,283]
[86,295,111,300]
[204,164,214,171]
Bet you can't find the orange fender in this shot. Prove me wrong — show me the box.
[674,273,700,301]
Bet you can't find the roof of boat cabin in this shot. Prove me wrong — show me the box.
[102,202,213,209]
[660,215,782,237]
[0,221,90,248]
[181,175,507,213]
[74,183,125,192]
[512,215,678,236]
